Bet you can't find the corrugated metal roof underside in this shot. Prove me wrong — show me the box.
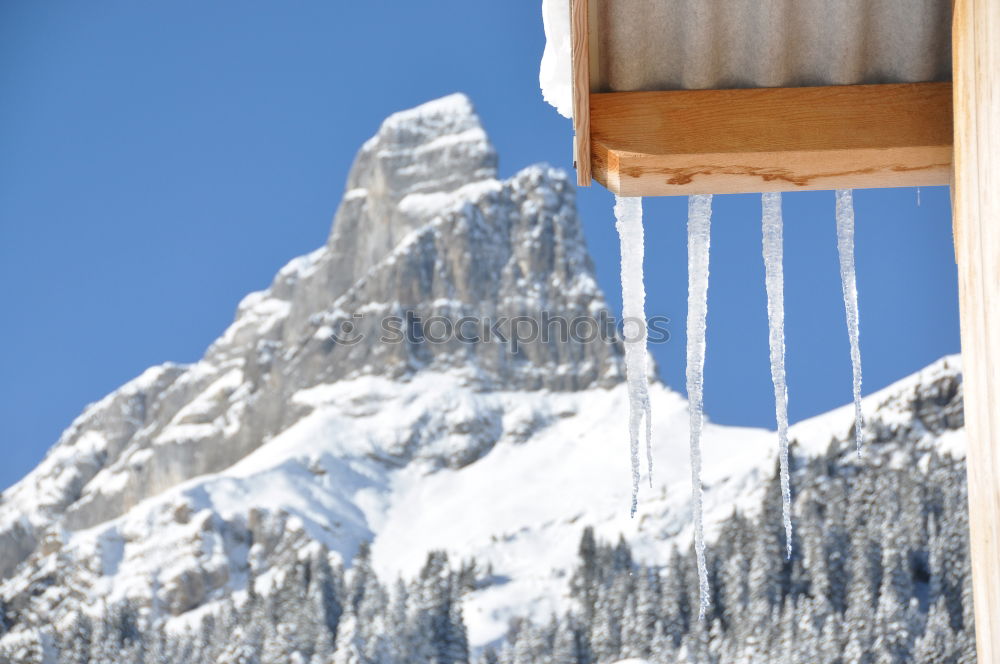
[593,0,952,92]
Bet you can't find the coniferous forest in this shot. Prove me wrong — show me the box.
[1,425,974,664]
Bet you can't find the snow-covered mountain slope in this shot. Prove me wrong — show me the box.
[0,91,618,579]
[788,354,964,460]
[0,94,966,653]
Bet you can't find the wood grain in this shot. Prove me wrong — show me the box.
[570,0,591,186]
[589,83,953,195]
[952,1,1000,662]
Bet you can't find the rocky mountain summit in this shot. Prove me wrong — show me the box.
[0,95,970,661]
[0,92,620,574]
[0,93,632,643]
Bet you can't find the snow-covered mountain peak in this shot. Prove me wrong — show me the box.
[0,95,623,608]
[343,92,497,207]
[0,93,970,661]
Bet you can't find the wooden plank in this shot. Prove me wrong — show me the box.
[587,0,603,92]
[570,0,592,186]
[952,1,1000,662]
[589,82,953,196]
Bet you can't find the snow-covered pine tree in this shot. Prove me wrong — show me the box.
[551,613,591,664]
[660,546,691,647]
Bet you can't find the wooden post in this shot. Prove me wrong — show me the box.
[570,0,591,186]
[953,1,1000,662]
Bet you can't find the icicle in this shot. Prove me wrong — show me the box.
[836,190,864,458]
[614,195,652,517]
[917,186,922,207]
[686,193,713,619]
[761,192,793,559]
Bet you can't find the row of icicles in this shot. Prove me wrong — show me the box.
[614,191,864,619]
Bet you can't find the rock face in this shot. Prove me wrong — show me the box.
[0,93,623,578]
[0,94,967,653]
[0,95,632,639]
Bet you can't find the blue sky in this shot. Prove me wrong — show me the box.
[0,1,959,490]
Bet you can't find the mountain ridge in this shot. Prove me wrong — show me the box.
[0,94,969,658]
[0,92,624,579]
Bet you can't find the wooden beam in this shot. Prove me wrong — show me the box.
[590,82,953,196]
[953,1,1000,662]
[570,0,592,186]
